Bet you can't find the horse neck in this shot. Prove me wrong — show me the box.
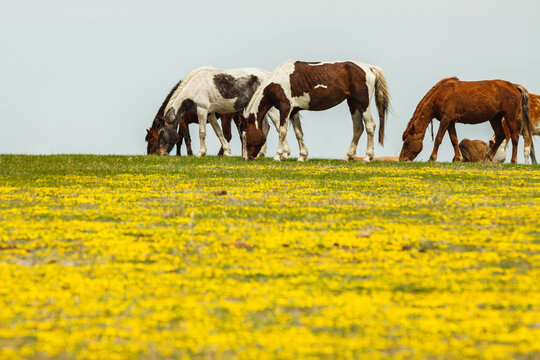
[406,99,436,140]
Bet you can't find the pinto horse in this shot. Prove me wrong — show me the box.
[399,77,533,163]
[242,60,390,161]
[493,92,540,164]
[155,67,289,157]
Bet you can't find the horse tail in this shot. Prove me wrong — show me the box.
[517,84,536,164]
[370,66,390,146]
[517,85,533,144]
[530,139,537,164]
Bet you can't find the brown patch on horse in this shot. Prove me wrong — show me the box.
[458,139,487,162]
[289,61,370,112]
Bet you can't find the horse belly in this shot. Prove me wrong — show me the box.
[304,88,348,111]
[208,98,238,114]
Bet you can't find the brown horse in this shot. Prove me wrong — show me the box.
[458,138,507,163]
[399,77,532,163]
[146,112,241,156]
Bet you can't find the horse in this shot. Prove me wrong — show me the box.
[399,77,533,163]
[492,92,540,164]
[147,110,240,156]
[155,67,290,158]
[458,138,507,163]
[242,60,390,161]
[146,80,181,155]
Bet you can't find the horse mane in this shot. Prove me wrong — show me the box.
[151,80,182,129]
[164,66,215,115]
[403,77,459,137]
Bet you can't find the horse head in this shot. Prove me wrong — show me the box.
[399,122,423,161]
[157,125,179,155]
[242,115,266,160]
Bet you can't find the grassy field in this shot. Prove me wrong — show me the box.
[0,155,539,359]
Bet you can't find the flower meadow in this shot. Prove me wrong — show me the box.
[0,155,538,359]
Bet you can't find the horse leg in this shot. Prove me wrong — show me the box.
[447,123,462,162]
[290,113,309,161]
[176,131,183,156]
[274,107,292,161]
[218,115,232,156]
[487,115,506,162]
[208,113,232,156]
[196,108,208,157]
[498,113,519,163]
[344,102,364,161]
[176,123,183,156]
[362,106,376,162]
[179,119,193,156]
[267,107,291,159]
[257,116,271,158]
[428,120,450,162]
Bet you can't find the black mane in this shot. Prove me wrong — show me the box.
[151,80,182,129]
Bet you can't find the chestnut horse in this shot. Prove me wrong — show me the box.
[243,60,390,161]
[458,138,507,163]
[400,77,532,163]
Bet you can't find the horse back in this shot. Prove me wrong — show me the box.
[289,61,370,111]
[438,80,521,122]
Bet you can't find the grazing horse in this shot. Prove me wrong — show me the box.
[146,111,239,156]
[399,77,533,163]
[155,67,289,157]
[146,80,182,155]
[493,93,540,164]
[242,60,390,161]
[458,138,507,163]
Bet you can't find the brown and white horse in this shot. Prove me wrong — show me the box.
[155,67,290,157]
[491,92,540,164]
[399,77,533,163]
[146,110,240,156]
[243,60,390,161]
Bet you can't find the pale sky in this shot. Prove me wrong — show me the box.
[1,0,539,161]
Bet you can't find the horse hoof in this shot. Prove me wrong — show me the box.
[273,155,282,161]
[298,156,308,162]
[196,152,206,157]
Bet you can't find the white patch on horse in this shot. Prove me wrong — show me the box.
[307,61,340,66]
[314,84,327,89]
[294,92,311,108]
